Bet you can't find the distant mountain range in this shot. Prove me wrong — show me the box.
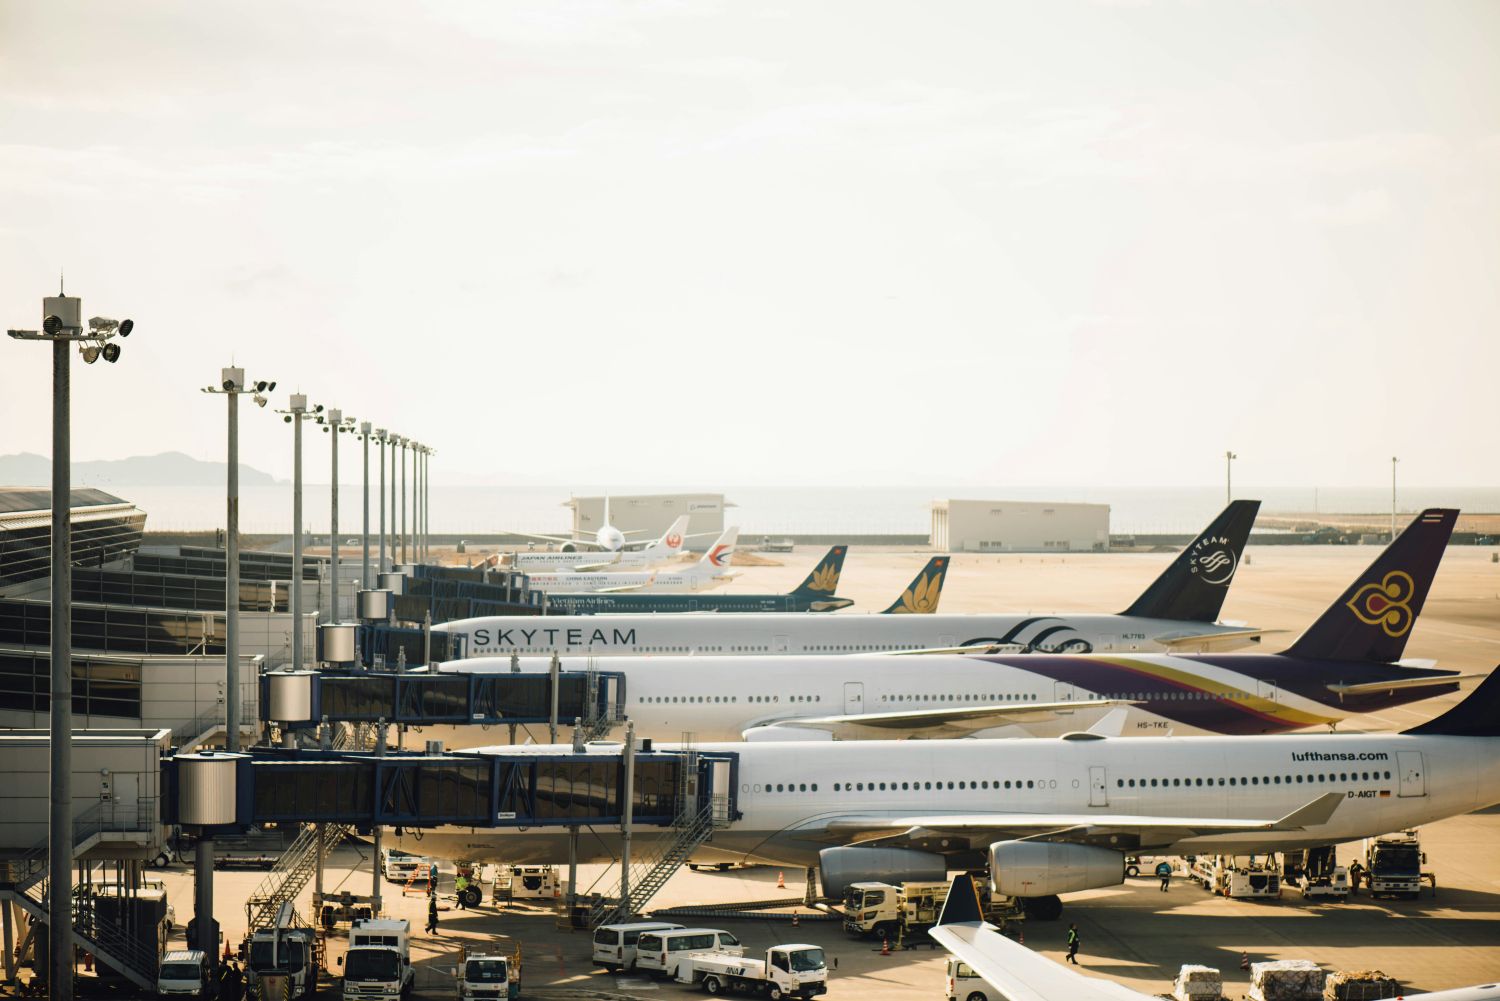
[0,451,281,487]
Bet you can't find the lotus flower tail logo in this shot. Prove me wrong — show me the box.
[807,562,840,593]
[894,571,943,614]
[1345,570,1416,637]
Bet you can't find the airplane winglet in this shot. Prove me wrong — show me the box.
[937,873,986,926]
[1270,792,1343,830]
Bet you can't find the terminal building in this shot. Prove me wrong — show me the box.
[930,499,1110,553]
[566,493,732,544]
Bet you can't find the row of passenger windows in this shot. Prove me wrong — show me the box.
[880,693,1039,703]
[1120,770,1392,788]
[638,694,823,704]
[831,780,1049,792]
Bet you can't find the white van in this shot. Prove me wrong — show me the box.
[591,921,684,973]
[158,949,209,998]
[946,956,1001,1001]
[635,928,742,979]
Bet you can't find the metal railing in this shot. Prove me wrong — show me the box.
[244,821,354,931]
[586,801,720,928]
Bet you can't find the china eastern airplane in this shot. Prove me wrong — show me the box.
[505,516,692,573]
[528,529,739,594]
[436,501,1264,657]
[398,667,1500,927]
[931,873,1500,1001]
[429,509,1471,744]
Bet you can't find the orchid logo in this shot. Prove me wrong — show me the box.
[1345,570,1416,637]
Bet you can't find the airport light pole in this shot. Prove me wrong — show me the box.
[1224,451,1237,504]
[360,422,372,589]
[411,443,421,563]
[317,408,353,621]
[399,438,408,565]
[377,429,388,574]
[278,396,321,673]
[424,447,434,560]
[1391,456,1399,542]
[9,291,135,1001]
[201,369,275,754]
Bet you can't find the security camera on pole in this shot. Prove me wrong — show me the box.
[201,370,275,755]
[9,289,136,1001]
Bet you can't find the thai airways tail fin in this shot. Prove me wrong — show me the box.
[883,556,949,614]
[1403,666,1500,736]
[791,546,848,596]
[1283,508,1458,663]
[1122,499,1260,622]
[697,527,739,570]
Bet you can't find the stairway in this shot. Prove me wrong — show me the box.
[244,822,354,931]
[587,802,720,928]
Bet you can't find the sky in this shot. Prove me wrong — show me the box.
[1,0,1496,491]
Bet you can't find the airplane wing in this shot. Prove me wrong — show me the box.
[744,699,1127,740]
[1325,673,1477,696]
[820,792,1343,851]
[507,530,604,549]
[930,874,1151,1001]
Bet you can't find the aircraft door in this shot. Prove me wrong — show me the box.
[1054,681,1076,702]
[1257,679,1279,703]
[843,683,865,715]
[1397,751,1426,797]
[1089,766,1108,807]
[773,635,790,654]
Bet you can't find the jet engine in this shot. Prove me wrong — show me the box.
[818,846,946,898]
[989,841,1124,897]
[559,542,577,553]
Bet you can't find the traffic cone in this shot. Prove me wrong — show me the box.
[791,913,800,928]
[1240,951,1250,971]
[777,870,786,889]
[880,937,890,956]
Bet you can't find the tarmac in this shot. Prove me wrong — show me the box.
[144,544,1500,998]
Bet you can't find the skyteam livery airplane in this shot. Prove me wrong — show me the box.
[437,501,1265,658]
[433,509,1471,743]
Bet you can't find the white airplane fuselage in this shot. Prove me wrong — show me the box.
[524,568,732,594]
[436,612,1257,659]
[395,730,1500,869]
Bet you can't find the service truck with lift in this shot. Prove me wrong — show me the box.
[843,880,1023,942]
[677,944,829,998]
[246,903,318,1000]
[339,918,414,1000]
[1364,831,1425,899]
[455,944,523,1000]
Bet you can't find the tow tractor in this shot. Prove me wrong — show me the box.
[677,945,828,998]
[456,944,522,1000]
[316,889,376,929]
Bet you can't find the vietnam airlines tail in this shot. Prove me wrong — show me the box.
[882,556,949,614]
[789,545,849,609]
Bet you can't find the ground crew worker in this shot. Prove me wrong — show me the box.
[455,872,470,910]
[427,893,440,935]
[1156,860,1173,891]
[1066,923,1080,964]
[1349,860,1365,895]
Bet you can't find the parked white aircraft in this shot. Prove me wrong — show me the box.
[398,670,1500,925]
[507,495,643,552]
[506,516,692,573]
[932,872,1500,1001]
[527,528,739,594]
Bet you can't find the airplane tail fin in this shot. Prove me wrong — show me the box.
[1403,666,1500,736]
[698,527,739,570]
[1283,508,1458,663]
[883,556,949,614]
[791,546,848,596]
[1122,499,1260,622]
[655,516,690,556]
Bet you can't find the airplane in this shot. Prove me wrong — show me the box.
[506,494,643,552]
[431,509,1470,743]
[399,668,1500,927]
[527,529,740,594]
[436,501,1266,657]
[931,872,1500,1001]
[539,545,858,614]
[505,516,692,573]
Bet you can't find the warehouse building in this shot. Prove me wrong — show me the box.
[566,493,732,545]
[930,499,1110,553]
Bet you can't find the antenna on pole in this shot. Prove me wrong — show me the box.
[59,270,65,295]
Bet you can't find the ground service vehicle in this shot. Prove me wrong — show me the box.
[495,865,559,900]
[945,957,1001,1001]
[635,928,742,978]
[678,945,828,998]
[340,918,413,1000]
[456,946,522,1000]
[381,849,430,884]
[1365,832,1424,898]
[157,950,210,998]
[1187,855,1281,899]
[844,881,951,940]
[247,905,318,1000]
[592,922,685,973]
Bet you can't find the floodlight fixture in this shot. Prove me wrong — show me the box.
[223,379,236,391]
[80,345,100,364]
[118,318,133,337]
[254,395,267,408]
[255,381,268,392]
[102,343,120,363]
[43,314,62,335]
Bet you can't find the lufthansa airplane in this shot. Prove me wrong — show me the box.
[437,501,1266,658]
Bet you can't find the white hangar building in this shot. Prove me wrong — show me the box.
[930,499,1110,553]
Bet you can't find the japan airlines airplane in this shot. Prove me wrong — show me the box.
[529,529,739,594]
[399,669,1500,927]
[436,501,1265,657]
[507,495,643,552]
[432,509,1470,743]
[931,873,1500,1001]
[506,516,692,573]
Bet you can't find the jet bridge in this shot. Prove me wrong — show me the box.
[261,667,626,731]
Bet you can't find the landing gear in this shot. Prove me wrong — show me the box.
[460,885,482,908]
[1021,895,1063,921]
